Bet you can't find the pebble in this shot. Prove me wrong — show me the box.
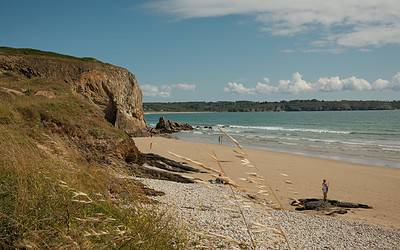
[140,178,400,249]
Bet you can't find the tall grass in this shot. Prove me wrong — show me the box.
[0,82,187,249]
[0,125,186,249]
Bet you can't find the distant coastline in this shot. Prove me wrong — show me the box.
[144,100,400,112]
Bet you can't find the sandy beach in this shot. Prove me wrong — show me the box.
[135,136,400,229]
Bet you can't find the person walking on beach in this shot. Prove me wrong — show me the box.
[322,179,329,201]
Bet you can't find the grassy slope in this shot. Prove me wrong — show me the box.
[0,66,186,248]
[0,46,98,62]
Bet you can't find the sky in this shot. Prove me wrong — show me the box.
[1,0,400,102]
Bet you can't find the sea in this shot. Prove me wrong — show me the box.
[145,110,400,168]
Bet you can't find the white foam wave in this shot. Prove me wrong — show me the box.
[382,148,400,152]
[280,142,298,146]
[228,125,351,134]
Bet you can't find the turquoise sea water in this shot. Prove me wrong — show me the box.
[145,110,400,168]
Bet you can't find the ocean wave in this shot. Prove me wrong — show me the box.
[206,124,399,137]
[227,125,351,134]
[279,142,298,146]
[382,148,400,152]
[350,131,400,136]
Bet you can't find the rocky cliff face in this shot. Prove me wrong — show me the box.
[0,53,146,135]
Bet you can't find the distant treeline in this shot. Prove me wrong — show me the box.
[144,100,400,112]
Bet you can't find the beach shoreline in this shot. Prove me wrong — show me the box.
[175,132,400,169]
[145,111,400,169]
[135,136,400,229]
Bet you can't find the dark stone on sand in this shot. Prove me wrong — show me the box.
[325,209,348,215]
[209,177,226,184]
[292,198,372,212]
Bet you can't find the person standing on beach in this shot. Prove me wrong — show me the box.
[218,135,223,144]
[322,179,329,201]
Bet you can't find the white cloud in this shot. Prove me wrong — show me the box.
[373,79,391,91]
[142,83,197,97]
[142,84,171,97]
[147,0,400,49]
[315,76,373,92]
[224,82,255,94]
[253,72,313,94]
[372,73,400,91]
[278,72,313,93]
[335,25,400,48]
[316,77,344,92]
[392,73,400,91]
[224,72,400,95]
[342,77,372,91]
[255,83,278,94]
[173,83,196,91]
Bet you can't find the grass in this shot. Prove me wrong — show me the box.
[0,46,98,62]
[0,76,187,249]
[0,127,186,249]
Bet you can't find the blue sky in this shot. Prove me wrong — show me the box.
[1,0,400,102]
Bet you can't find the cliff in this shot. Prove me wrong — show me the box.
[0,47,196,247]
[0,47,146,135]
[0,46,199,180]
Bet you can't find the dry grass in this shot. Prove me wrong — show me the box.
[217,128,293,250]
[0,77,187,249]
[0,125,187,249]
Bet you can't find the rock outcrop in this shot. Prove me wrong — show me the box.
[291,198,372,215]
[0,52,146,135]
[154,116,194,133]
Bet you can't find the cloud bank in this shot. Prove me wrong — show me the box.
[224,72,400,95]
[142,83,196,97]
[147,0,400,49]
[173,83,196,91]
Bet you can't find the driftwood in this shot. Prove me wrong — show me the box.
[124,153,205,184]
[291,198,372,214]
[128,164,196,184]
[144,153,203,173]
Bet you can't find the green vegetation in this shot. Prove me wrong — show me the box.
[0,76,186,249]
[144,100,400,112]
[0,46,98,62]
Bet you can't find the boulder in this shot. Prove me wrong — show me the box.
[154,117,193,133]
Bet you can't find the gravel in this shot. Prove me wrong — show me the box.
[140,178,400,250]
